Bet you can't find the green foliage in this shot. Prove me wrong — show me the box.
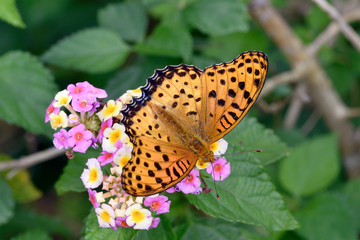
[11,229,52,240]
[0,153,42,203]
[42,28,130,74]
[341,179,360,230]
[184,0,249,36]
[136,24,193,61]
[226,117,289,165]
[279,134,340,197]
[55,148,101,195]
[0,178,15,226]
[175,218,246,240]
[295,192,358,240]
[0,51,57,137]
[187,154,298,231]
[0,0,25,28]
[98,2,147,43]
[0,208,71,238]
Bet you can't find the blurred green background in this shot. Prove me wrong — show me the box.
[0,0,360,239]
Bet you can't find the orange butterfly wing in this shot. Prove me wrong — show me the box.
[121,51,268,196]
[121,65,204,196]
[200,51,268,142]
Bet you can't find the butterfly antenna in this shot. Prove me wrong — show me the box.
[214,149,262,158]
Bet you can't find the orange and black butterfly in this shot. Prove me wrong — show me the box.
[120,51,268,196]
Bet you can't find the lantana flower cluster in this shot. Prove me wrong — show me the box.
[46,81,231,230]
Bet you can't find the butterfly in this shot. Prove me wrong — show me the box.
[120,51,268,196]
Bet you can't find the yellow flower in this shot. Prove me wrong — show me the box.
[53,90,72,108]
[95,204,116,228]
[210,138,228,156]
[97,100,122,122]
[49,111,68,129]
[125,204,152,229]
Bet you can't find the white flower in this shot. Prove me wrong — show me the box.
[196,159,210,170]
[53,90,72,108]
[81,158,103,189]
[210,138,228,156]
[95,204,116,228]
[68,113,79,124]
[120,88,142,104]
[113,146,132,171]
[97,100,122,122]
[125,203,152,230]
[102,123,127,153]
[49,111,68,129]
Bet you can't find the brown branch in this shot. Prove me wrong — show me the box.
[249,0,360,178]
[284,84,309,129]
[307,8,360,55]
[301,110,321,135]
[311,0,360,52]
[0,147,66,172]
[261,63,307,97]
[257,99,288,113]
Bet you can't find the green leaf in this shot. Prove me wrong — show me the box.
[98,2,147,42]
[84,210,138,240]
[0,51,57,137]
[0,208,71,238]
[55,148,101,195]
[187,154,299,231]
[225,117,289,165]
[279,134,340,197]
[0,0,25,28]
[176,217,246,240]
[184,0,249,36]
[11,229,51,240]
[134,215,176,240]
[202,32,269,62]
[42,28,130,74]
[295,192,357,240]
[135,24,192,61]
[8,170,42,203]
[0,178,15,226]
[105,56,180,100]
[0,153,42,203]
[342,179,360,230]
[105,64,145,101]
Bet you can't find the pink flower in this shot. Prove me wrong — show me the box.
[115,217,131,228]
[149,217,160,229]
[98,151,114,166]
[68,124,94,153]
[67,81,91,98]
[88,85,107,99]
[67,81,107,99]
[166,187,177,193]
[88,101,101,116]
[88,189,100,208]
[45,100,60,122]
[71,95,96,112]
[144,195,171,215]
[97,118,113,143]
[53,129,69,150]
[206,157,231,181]
[176,169,202,194]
